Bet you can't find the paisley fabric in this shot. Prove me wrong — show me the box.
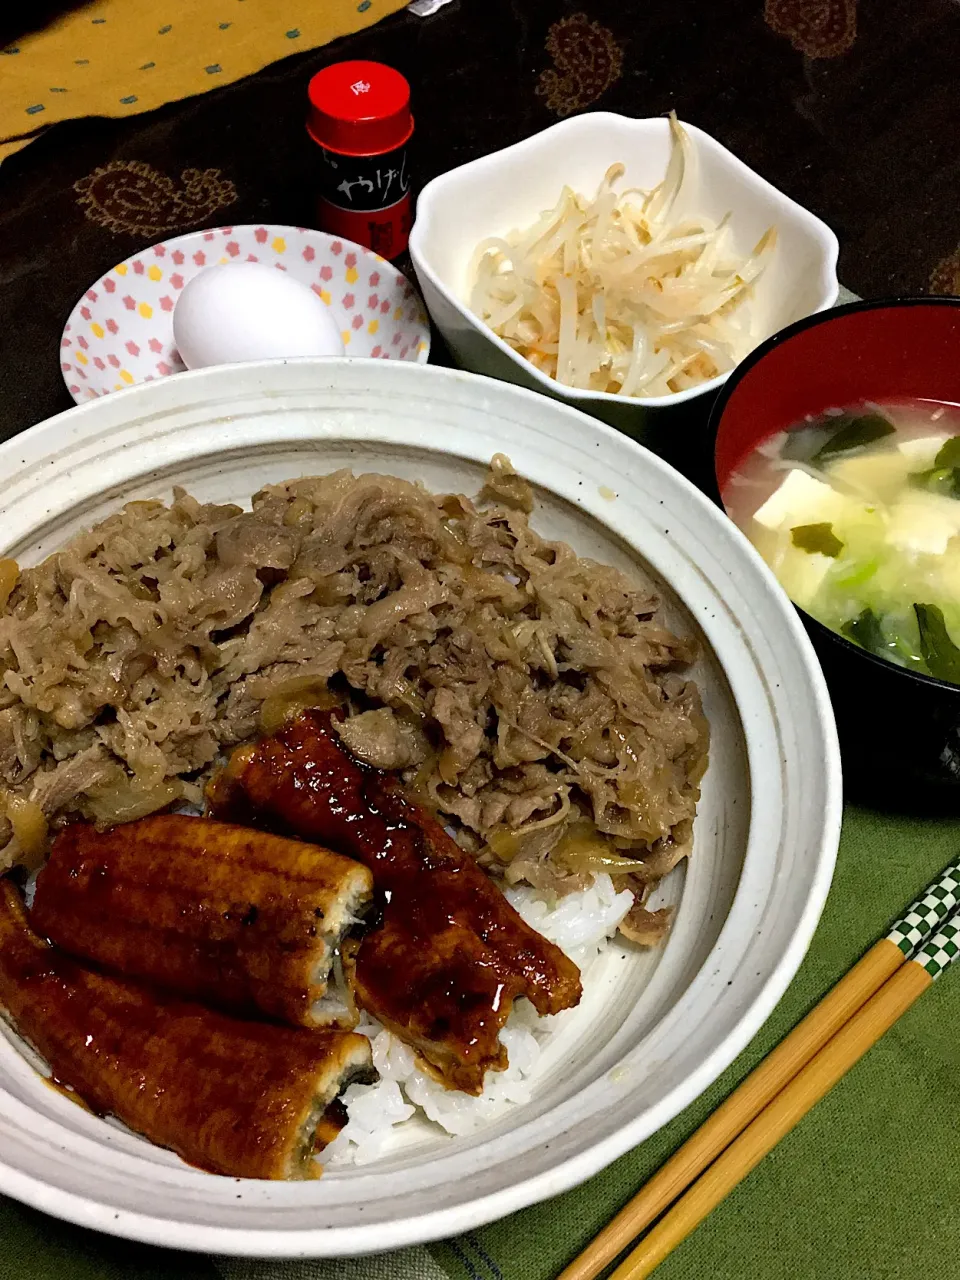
[73,161,237,235]
[536,13,624,115]
[764,0,858,58]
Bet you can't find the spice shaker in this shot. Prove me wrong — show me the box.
[307,60,413,260]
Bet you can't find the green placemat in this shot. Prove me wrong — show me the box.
[3,803,960,1280]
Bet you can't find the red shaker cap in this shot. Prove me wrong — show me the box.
[307,61,413,157]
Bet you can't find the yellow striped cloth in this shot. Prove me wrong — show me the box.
[0,0,409,162]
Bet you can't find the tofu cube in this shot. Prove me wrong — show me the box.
[753,468,855,532]
[898,435,950,467]
[886,493,960,557]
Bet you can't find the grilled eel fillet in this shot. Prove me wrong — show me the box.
[0,881,373,1178]
[31,815,373,1028]
[208,709,583,1094]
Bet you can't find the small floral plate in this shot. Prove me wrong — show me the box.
[60,224,431,403]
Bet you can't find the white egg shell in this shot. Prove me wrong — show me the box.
[172,262,344,369]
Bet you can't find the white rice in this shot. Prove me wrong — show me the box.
[319,873,633,1167]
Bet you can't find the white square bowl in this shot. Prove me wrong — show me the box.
[410,113,840,442]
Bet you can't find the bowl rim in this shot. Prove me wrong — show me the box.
[410,111,840,409]
[0,357,842,1255]
[709,293,960,696]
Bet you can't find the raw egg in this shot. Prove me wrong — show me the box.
[172,262,344,369]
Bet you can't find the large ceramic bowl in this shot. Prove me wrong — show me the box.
[410,113,839,447]
[0,359,840,1256]
[712,298,960,804]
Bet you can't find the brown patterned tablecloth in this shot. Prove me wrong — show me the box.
[2,4,960,1280]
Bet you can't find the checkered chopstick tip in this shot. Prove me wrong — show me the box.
[887,861,960,956]
[913,917,960,981]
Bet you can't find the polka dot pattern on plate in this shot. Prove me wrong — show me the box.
[61,224,430,402]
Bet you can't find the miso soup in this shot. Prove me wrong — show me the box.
[722,400,960,684]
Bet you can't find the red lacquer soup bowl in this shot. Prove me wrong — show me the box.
[710,298,960,806]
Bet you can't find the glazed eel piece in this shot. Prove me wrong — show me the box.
[31,815,373,1028]
[0,880,374,1178]
[208,709,583,1094]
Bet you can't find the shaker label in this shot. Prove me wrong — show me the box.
[318,144,410,213]
[316,193,412,258]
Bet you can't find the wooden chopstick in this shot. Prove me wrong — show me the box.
[607,911,960,1279]
[558,860,960,1280]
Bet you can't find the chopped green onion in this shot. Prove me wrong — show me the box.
[781,423,831,461]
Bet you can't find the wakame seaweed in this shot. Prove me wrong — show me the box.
[810,412,896,463]
[790,522,844,556]
[935,436,960,470]
[842,608,887,657]
[908,466,960,498]
[914,603,960,683]
[908,437,960,498]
